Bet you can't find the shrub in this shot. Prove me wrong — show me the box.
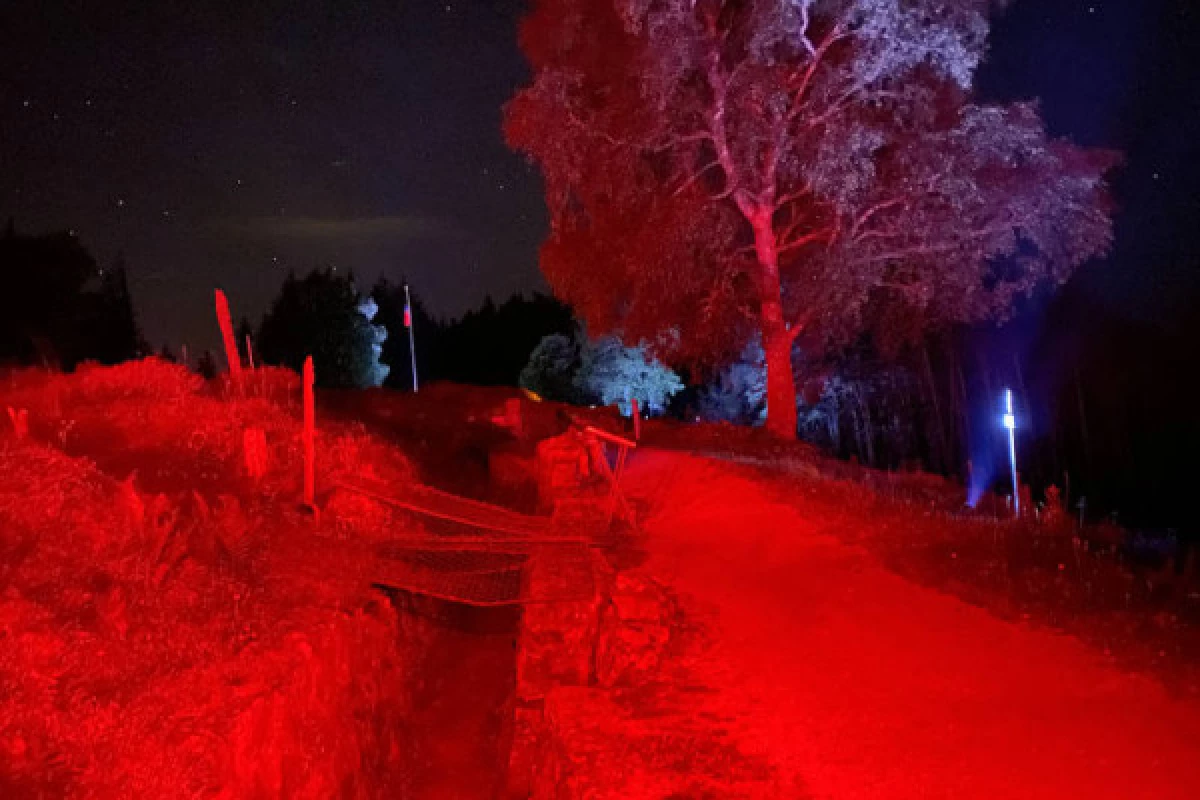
[519,333,582,403]
[574,335,682,417]
[69,357,203,402]
[697,339,767,425]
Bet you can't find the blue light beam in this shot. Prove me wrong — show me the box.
[1004,388,1019,517]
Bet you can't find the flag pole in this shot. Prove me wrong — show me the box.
[404,283,419,392]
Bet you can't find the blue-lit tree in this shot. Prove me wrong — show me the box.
[698,338,768,425]
[356,296,390,388]
[522,329,683,415]
[507,0,1117,438]
[574,334,683,416]
[520,332,584,402]
[258,268,388,389]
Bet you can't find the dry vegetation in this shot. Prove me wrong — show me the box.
[0,359,423,798]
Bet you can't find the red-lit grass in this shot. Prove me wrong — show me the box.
[0,360,422,797]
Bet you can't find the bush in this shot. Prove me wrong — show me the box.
[258,269,389,389]
[574,335,682,417]
[697,339,767,425]
[69,357,203,402]
[519,333,582,403]
[0,365,425,797]
[521,331,683,416]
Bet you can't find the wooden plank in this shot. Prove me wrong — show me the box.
[333,476,563,539]
[372,547,596,607]
[582,425,637,449]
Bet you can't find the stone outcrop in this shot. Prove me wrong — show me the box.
[594,573,674,688]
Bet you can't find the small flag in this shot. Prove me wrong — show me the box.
[403,301,412,328]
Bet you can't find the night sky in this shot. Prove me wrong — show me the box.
[3,0,1197,352]
[2,0,543,351]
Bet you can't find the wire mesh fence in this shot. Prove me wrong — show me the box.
[336,476,599,607]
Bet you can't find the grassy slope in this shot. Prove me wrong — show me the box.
[0,360,420,798]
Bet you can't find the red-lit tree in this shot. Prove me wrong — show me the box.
[506,0,1116,437]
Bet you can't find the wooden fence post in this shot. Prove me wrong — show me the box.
[303,355,315,509]
[243,427,268,480]
[214,289,242,386]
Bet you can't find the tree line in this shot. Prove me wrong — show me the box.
[0,224,143,369]
[232,269,575,391]
[2,223,1190,527]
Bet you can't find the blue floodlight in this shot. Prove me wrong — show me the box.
[1003,388,1019,516]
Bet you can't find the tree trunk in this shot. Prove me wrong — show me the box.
[856,384,876,466]
[762,317,798,438]
[922,343,948,473]
[1074,367,1092,470]
[749,210,798,438]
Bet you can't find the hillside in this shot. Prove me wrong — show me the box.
[2,364,1198,799]
[0,361,513,798]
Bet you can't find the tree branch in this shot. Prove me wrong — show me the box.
[775,182,815,211]
[853,198,905,230]
[704,51,750,215]
[652,129,713,152]
[672,159,725,197]
[853,228,905,244]
[778,226,837,255]
[851,225,1015,266]
[850,198,908,241]
[796,1,815,58]
[786,319,807,344]
[787,21,848,111]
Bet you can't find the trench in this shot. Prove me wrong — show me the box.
[322,388,552,799]
[383,589,521,799]
[39,387,540,798]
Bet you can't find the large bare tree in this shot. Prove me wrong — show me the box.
[507,0,1116,437]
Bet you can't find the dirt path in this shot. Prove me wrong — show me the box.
[627,451,1200,799]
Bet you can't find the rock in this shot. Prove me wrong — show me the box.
[594,574,673,688]
[517,554,602,694]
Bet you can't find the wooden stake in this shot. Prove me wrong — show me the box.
[214,290,242,385]
[303,355,315,509]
